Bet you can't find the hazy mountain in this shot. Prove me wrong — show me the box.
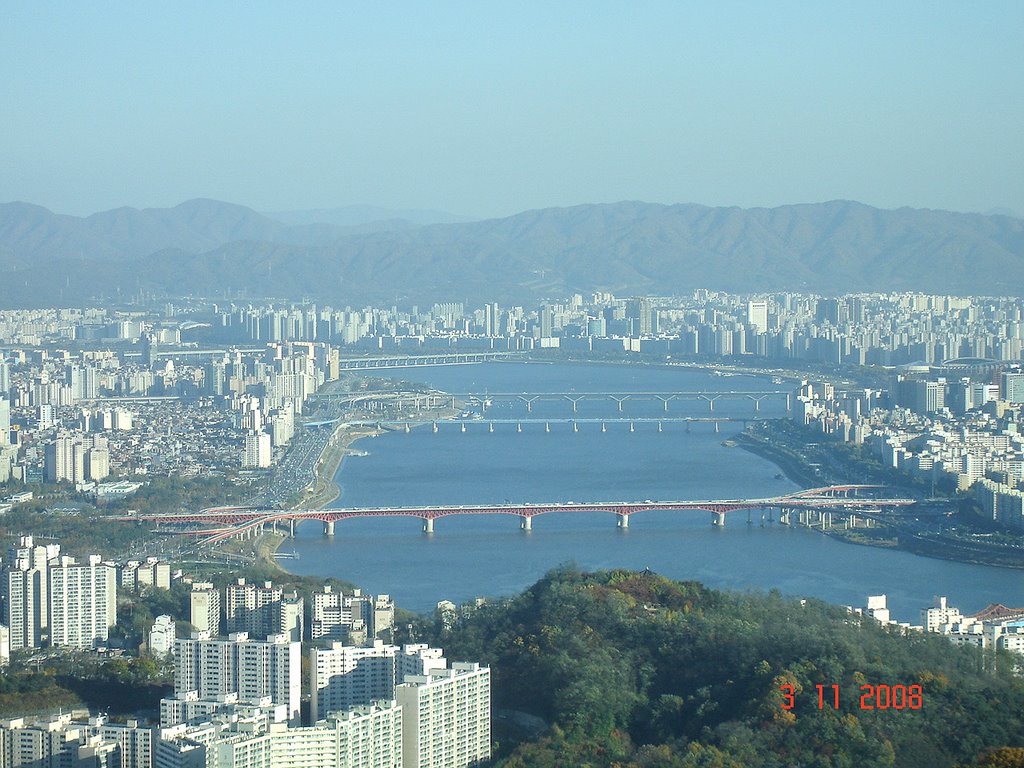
[0,199,1022,306]
[263,205,474,228]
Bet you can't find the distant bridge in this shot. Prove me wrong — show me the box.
[343,417,764,434]
[335,352,524,370]
[111,485,915,541]
[448,390,791,412]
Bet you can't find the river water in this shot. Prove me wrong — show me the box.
[283,362,1024,619]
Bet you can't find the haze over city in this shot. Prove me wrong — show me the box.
[2,2,1023,219]
[3,5,1024,768]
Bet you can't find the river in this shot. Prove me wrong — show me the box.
[283,362,1024,619]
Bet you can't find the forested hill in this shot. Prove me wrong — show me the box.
[1,199,1022,305]
[438,568,1024,768]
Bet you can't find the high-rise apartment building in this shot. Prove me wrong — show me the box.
[167,632,301,725]
[1,567,42,650]
[396,663,491,768]
[311,587,393,643]
[0,397,10,446]
[242,432,272,468]
[1,536,60,649]
[48,554,117,649]
[225,579,283,638]
[310,642,447,722]
[190,582,221,635]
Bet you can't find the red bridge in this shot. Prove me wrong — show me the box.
[112,485,915,542]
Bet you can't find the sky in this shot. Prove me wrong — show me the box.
[1,2,1022,219]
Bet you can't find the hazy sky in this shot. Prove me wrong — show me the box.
[2,2,1022,218]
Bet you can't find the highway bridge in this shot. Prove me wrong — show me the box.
[112,485,915,542]
[335,352,524,370]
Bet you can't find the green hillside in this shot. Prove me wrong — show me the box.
[437,567,1024,768]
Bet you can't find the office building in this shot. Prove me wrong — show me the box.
[1002,372,1024,403]
[746,300,769,334]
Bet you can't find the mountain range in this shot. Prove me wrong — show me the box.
[0,198,1021,306]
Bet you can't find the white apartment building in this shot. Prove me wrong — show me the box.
[47,555,117,649]
[310,642,446,722]
[1,566,42,650]
[225,579,282,638]
[242,432,272,469]
[165,704,402,768]
[311,587,393,643]
[0,714,153,768]
[396,663,491,768]
[165,632,300,726]
[920,596,962,632]
[150,615,176,659]
[189,582,221,635]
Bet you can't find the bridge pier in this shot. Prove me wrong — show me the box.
[521,516,532,531]
[713,511,726,527]
[324,520,335,537]
[423,517,434,534]
[617,513,629,529]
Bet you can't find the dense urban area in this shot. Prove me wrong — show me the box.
[1,289,1024,768]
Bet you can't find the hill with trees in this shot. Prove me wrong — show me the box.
[436,567,1024,768]
[1,199,1021,305]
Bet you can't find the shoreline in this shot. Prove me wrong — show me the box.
[256,402,461,573]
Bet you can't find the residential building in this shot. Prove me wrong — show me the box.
[310,642,447,722]
[47,555,118,649]
[396,663,491,768]
[189,582,221,635]
[164,632,300,726]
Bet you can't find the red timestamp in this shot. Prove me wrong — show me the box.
[779,683,923,711]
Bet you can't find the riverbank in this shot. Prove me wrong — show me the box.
[733,427,1024,569]
[245,398,463,572]
[732,430,820,489]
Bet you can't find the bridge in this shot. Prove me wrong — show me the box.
[446,390,790,412]
[335,352,524,370]
[345,417,764,434]
[111,485,915,541]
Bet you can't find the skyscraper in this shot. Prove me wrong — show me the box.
[746,300,769,334]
